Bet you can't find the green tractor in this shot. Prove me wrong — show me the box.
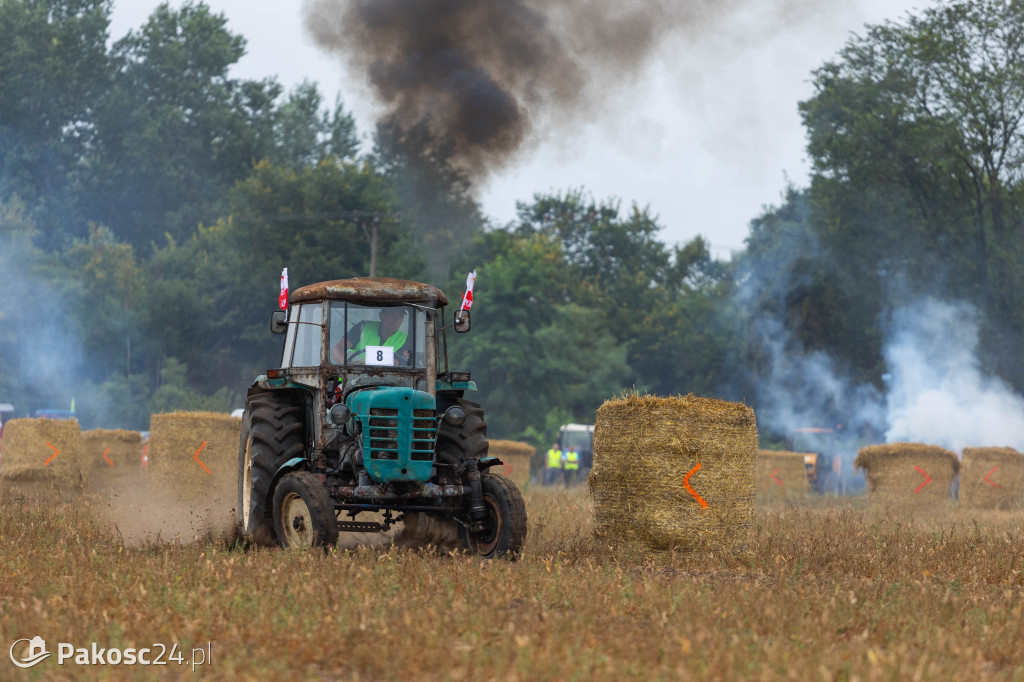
[236,277,526,558]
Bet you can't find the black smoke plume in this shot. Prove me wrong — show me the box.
[303,0,703,178]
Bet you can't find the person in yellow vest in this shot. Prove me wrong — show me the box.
[545,443,562,486]
[562,445,580,487]
[331,307,412,367]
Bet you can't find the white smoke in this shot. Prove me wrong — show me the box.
[753,314,884,438]
[751,295,1024,461]
[883,298,1024,453]
[0,222,86,419]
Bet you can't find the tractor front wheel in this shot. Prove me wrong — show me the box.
[462,473,527,559]
[272,471,339,550]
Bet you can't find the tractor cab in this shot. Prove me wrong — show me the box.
[271,277,450,393]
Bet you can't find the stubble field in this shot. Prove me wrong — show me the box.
[1,486,1023,681]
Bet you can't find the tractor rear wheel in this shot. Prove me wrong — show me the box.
[272,471,339,549]
[462,473,527,559]
[237,392,305,545]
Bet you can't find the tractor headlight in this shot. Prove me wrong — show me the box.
[329,403,351,426]
[443,406,466,427]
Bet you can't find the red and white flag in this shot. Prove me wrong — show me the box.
[460,270,476,313]
[278,267,289,310]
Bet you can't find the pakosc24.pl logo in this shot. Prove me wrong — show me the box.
[9,636,51,668]
[10,637,212,671]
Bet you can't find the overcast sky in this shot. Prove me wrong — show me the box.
[109,0,925,259]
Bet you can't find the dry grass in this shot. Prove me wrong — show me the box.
[3,488,1022,680]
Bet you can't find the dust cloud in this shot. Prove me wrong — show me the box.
[86,473,239,547]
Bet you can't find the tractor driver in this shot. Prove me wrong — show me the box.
[331,306,412,367]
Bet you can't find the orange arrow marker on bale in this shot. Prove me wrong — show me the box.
[984,466,1001,488]
[684,463,708,509]
[913,465,932,494]
[43,442,59,466]
[770,466,784,486]
[193,441,211,474]
[102,447,114,467]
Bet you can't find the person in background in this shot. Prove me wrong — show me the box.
[562,445,580,487]
[545,443,562,486]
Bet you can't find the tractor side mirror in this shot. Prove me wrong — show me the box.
[454,310,470,333]
[270,310,288,334]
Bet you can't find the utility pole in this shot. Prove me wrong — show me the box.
[358,211,401,277]
[359,213,380,277]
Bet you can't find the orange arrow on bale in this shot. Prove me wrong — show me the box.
[684,463,708,509]
[193,441,211,474]
[913,465,932,494]
[984,466,1001,488]
[102,447,114,467]
[770,466,784,486]
[43,442,59,466]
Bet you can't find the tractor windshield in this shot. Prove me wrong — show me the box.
[328,302,426,369]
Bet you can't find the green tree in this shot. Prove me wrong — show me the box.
[271,81,359,168]
[512,191,729,392]
[144,157,421,393]
[87,1,281,249]
[800,0,1024,388]
[514,191,672,322]
[54,225,145,380]
[628,236,739,398]
[150,357,235,414]
[0,197,40,402]
[0,0,111,244]
[450,230,630,438]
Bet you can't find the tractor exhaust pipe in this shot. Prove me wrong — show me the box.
[462,459,488,527]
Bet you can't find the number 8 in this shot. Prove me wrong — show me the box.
[377,350,383,361]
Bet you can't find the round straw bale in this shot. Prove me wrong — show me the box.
[147,412,241,507]
[756,450,811,501]
[487,439,535,487]
[959,447,1024,511]
[854,443,959,510]
[588,393,757,552]
[0,418,82,502]
[81,429,143,492]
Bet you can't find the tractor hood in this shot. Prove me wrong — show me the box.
[347,386,437,483]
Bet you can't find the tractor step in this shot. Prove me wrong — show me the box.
[337,521,385,533]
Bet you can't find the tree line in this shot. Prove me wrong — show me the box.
[1,0,1022,451]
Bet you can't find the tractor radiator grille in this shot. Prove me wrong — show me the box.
[410,410,436,460]
[367,405,436,462]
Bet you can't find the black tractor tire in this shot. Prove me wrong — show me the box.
[434,399,488,468]
[272,471,339,549]
[461,473,527,560]
[237,392,305,546]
